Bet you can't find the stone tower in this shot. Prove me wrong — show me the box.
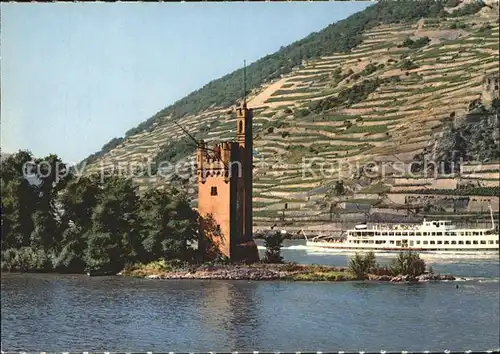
[196,102,259,263]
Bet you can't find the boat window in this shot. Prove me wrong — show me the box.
[416,241,420,245]
[444,241,449,245]
[423,241,428,245]
[396,241,401,246]
[430,241,435,245]
[423,232,428,236]
[437,241,442,245]
[459,241,464,245]
[473,240,478,245]
[466,232,471,236]
[480,241,486,245]
[466,241,471,245]
[496,240,499,244]
[431,232,436,236]
[473,232,479,236]
[390,241,395,244]
[451,241,456,245]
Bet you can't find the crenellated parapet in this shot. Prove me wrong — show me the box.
[196,141,241,183]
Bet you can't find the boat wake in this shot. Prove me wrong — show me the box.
[259,244,499,257]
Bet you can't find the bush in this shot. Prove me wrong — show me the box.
[348,251,376,279]
[294,108,311,118]
[1,247,54,272]
[389,251,426,277]
[263,231,284,264]
[399,59,420,70]
[446,0,485,17]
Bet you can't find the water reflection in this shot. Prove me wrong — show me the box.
[1,248,499,352]
[200,281,260,350]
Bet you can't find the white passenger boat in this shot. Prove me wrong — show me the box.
[305,207,499,252]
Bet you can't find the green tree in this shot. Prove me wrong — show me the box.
[390,251,426,277]
[348,251,377,279]
[139,188,198,261]
[87,176,143,268]
[334,180,346,196]
[60,174,102,231]
[1,151,38,250]
[263,231,284,263]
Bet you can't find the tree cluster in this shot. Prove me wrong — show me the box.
[348,251,427,279]
[310,77,392,113]
[399,36,431,49]
[1,151,199,274]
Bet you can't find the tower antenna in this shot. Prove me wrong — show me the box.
[243,60,247,107]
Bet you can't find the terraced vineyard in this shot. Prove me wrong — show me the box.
[85,1,500,226]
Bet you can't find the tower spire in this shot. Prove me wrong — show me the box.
[243,60,247,108]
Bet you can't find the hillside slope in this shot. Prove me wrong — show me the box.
[85,0,500,225]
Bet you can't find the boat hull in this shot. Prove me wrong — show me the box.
[306,242,500,252]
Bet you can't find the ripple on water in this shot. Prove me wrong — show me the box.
[1,246,499,352]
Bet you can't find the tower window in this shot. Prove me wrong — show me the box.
[211,186,218,196]
[238,121,243,134]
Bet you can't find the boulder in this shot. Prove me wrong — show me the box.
[146,274,163,279]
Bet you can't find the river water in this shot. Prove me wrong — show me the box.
[2,241,499,352]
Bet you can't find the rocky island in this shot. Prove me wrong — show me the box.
[121,261,457,283]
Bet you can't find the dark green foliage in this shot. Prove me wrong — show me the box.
[398,59,420,70]
[360,63,379,76]
[492,98,500,110]
[0,247,53,272]
[389,251,426,277]
[446,0,485,17]
[80,137,124,168]
[263,231,284,263]
[332,68,354,86]
[446,0,460,7]
[399,37,431,49]
[139,188,198,262]
[85,0,448,162]
[391,186,500,196]
[1,151,200,273]
[348,251,376,278]
[294,108,312,118]
[310,77,390,113]
[477,23,493,34]
[449,22,468,29]
[334,180,346,196]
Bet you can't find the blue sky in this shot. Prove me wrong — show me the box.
[1,2,371,164]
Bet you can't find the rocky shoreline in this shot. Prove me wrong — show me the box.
[122,263,458,282]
